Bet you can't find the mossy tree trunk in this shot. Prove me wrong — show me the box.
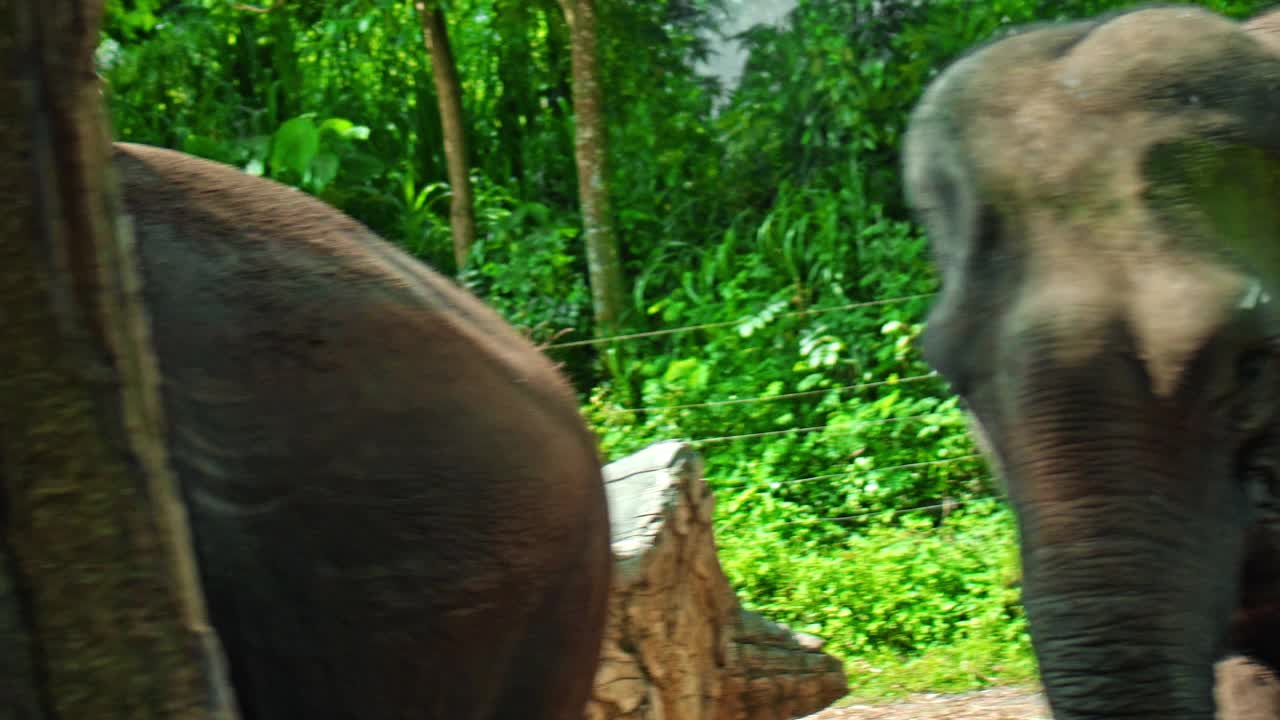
[416,0,477,272]
[558,0,627,334]
[0,1,239,717]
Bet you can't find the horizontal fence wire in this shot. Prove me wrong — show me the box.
[556,290,991,533]
[713,453,985,490]
[542,292,936,350]
[692,409,964,445]
[608,372,945,414]
[775,453,985,486]
[766,492,1005,530]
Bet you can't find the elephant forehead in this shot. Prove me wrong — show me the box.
[1056,8,1243,108]
[954,8,1260,206]
[1247,9,1280,51]
[972,108,1175,216]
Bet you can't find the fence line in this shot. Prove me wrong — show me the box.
[609,372,944,414]
[774,453,984,486]
[692,409,963,445]
[713,453,984,490]
[558,288,987,532]
[766,493,1005,529]
[542,292,936,349]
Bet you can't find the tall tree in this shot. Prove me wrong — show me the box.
[0,0,239,716]
[557,0,627,333]
[416,0,477,271]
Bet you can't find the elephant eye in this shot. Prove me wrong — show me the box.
[1236,348,1273,387]
[1228,345,1280,434]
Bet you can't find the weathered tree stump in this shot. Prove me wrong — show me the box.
[587,441,847,720]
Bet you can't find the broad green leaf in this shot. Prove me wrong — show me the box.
[271,116,320,176]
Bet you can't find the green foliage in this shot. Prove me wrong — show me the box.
[716,502,1033,692]
[99,0,1277,700]
[458,182,592,340]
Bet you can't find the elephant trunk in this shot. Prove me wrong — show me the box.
[996,349,1242,720]
[1019,518,1221,719]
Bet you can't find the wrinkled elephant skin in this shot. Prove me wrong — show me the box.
[904,6,1280,720]
[111,143,611,720]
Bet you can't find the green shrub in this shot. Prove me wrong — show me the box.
[716,499,1034,697]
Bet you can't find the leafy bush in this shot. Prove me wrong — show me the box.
[716,502,1033,694]
[458,186,592,342]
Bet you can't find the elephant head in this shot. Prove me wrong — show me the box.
[904,6,1280,719]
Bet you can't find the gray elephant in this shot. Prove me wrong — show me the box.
[111,143,611,720]
[904,5,1280,719]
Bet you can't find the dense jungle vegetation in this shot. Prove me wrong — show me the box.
[99,0,1273,699]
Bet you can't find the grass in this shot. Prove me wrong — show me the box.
[838,634,1038,702]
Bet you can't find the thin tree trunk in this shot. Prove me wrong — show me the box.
[416,0,477,271]
[558,0,627,333]
[495,0,531,192]
[0,1,239,717]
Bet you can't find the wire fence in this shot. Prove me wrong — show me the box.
[609,372,944,414]
[689,409,965,445]
[769,454,984,487]
[766,493,1004,529]
[542,292,936,349]
[710,453,984,492]
[552,290,999,532]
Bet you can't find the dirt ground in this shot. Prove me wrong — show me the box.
[804,686,1050,720]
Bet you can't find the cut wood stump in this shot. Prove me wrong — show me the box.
[587,441,847,720]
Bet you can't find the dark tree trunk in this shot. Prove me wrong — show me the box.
[495,0,531,193]
[537,2,577,207]
[416,0,477,272]
[412,62,446,186]
[558,0,627,334]
[0,1,239,717]
[266,4,301,124]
